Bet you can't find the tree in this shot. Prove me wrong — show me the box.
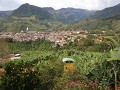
[108,37,120,90]
[0,39,11,57]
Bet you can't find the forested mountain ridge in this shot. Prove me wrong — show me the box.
[0,3,95,23]
[63,3,120,31]
[91,3,120,19]
[1,3,120,32]
[0,3,95,32]
[11,3,52,20]
[50,8,95,23]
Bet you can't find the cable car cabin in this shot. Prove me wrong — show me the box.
[62,58,74,73]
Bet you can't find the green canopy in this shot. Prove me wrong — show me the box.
[108,47,120,61]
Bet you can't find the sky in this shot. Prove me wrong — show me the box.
[0,0,120,11]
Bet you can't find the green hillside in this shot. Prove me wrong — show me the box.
[0,18,65,32]
[105,14,120,20]
[64,19,120,31]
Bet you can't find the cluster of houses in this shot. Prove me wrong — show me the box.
[0,30,104,46]
[0,30,89,46]
[1,54,21,60]
[13,31,47,41]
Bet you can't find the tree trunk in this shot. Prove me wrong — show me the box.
[114,70,117,90]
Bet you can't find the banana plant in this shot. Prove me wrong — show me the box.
[107,36,120,90]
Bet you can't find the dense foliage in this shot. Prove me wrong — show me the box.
[0,37,119,90]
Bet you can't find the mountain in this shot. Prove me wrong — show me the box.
[43,7,55,12]
[91,3,120,19]
[2,3,120,32]
[0,10,12,18]
[63,3,120,31]
[11,3,52,20]
[50,8,95,23]
[0,10,12,15]
[0,4,66,32]
[0,13,7,18]
[0,3,96,23]
[105,14,120,20]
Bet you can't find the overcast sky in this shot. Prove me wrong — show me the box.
[0,0,120,11]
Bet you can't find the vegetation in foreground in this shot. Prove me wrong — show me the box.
[0,34,119,90]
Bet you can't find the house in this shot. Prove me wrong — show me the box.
[10,54,21,60]
[94,39,102,44]
[2,54,21,60]
[62,58,74,73]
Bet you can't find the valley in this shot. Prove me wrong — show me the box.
[0,2,120,90]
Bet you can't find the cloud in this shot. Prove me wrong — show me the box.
[106,0,120,7]
[0,0,120,11]
[0,0,20,10]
